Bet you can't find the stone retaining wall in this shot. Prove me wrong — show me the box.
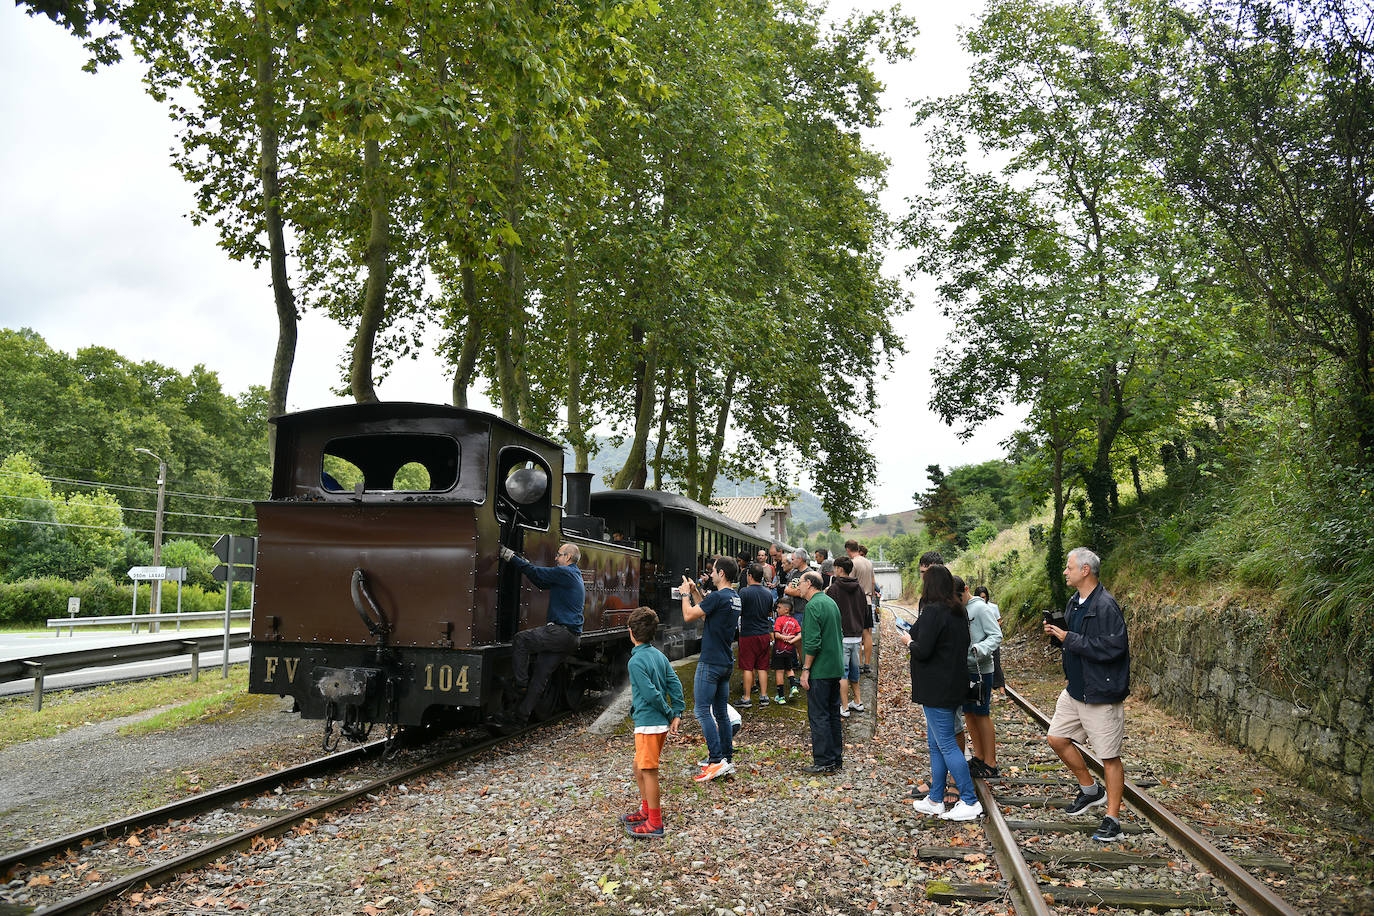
[1126,600,1373,811]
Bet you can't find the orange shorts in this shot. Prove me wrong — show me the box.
[634,731,667,770]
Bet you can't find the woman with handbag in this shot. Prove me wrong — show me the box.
[896,564,983,821]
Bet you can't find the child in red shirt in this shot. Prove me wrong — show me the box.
[771,598,802,704]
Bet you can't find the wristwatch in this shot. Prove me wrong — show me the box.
[802,667,811,672]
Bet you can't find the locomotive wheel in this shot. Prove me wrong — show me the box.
[531,667,568,721]
[563,673,586,712]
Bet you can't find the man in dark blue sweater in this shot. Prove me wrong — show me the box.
[1043,547,1130,843]
[496,542,586,727]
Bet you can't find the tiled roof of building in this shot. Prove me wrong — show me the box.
[711,495,788,525]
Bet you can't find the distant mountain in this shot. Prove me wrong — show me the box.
[567,438,829,528]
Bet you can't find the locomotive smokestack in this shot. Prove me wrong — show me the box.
[564,472,593,517]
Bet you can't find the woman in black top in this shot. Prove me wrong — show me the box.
[897,564,982,820]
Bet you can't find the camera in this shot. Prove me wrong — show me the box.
[671,587,683,600]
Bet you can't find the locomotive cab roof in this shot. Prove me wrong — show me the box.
[268,402,564,503]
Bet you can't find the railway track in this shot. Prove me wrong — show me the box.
[0,715,569,915]
[925,684,1300,915]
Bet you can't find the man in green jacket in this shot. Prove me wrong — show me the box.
[798,572,844,774]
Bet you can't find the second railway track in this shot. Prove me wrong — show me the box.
[924,684,1300,915]
[0,714,571,915]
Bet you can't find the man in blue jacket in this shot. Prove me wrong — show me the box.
[495,542,585,728]
[1043,547,1130,843]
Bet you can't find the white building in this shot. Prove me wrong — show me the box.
[710,496,790,544]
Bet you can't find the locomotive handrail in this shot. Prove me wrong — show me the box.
[349,568,391,642]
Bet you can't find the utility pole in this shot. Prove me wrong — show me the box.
[135,448,167,627]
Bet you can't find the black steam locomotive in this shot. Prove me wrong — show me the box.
[246,402,773,742]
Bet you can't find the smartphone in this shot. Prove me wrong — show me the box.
[671,587,683,600]
[1042,611,1055,625]
[894,616,912,632]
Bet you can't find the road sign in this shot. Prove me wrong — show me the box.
[165,566,188,582]
[212,535,257,566]
[128,566,171,581]
[212,564,255,583]
[67,597,80,617]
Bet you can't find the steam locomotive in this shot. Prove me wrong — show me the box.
[246,402,774,741]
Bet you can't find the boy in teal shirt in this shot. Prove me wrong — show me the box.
[623,607,684,838]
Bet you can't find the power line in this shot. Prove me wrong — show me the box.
[0,493,252,523]
[0,470,258,504]
[0,516,251,540]
[26,458,265,498]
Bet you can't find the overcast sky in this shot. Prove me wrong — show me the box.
[0,1,1019,515]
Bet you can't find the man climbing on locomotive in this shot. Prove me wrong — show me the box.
[492,542,585,729]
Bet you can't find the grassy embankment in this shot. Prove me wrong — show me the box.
[944,452,1374,672]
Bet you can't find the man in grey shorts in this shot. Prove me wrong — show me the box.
[1043,547,1130,843]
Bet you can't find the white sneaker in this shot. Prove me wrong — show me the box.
[941,800,984,821]
[848,701,865,712]
[840,707,851,718]
[912,796,946,816]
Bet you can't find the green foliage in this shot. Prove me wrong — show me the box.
[916,459,1038,551]
[0,572,245,625]
[0,330,266,582]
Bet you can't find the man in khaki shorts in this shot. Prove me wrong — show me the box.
[1043,547,1130,843]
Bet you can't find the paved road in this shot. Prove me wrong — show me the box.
[0,628,250,698]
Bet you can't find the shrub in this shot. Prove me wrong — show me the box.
[0,572,238,626]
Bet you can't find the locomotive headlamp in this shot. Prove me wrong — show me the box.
[503,465,548,505]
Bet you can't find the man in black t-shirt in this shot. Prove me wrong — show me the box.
[737,564,777,707]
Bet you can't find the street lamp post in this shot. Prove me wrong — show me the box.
[135,448,167,630]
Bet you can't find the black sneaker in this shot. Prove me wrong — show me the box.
[1066,783,1107,815]
[801,763,832,775]
[1092,815,1123,842]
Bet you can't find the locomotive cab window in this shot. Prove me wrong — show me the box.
[320,434,459,494]
[495,448,552,530]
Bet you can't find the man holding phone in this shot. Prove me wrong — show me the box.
[1043,547,1130,843]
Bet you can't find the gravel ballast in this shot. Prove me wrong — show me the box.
[2,611,1371,915]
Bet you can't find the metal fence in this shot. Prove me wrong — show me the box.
[46,609,251,636]
[1,631,250,711]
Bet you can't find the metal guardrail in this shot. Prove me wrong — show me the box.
[1,631,251,711]
[46,609,251,636]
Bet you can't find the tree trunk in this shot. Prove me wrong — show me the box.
[254,0,297,459]
[494,133,530,425]
[1047,443,1069,610]
[451,264,480,408]
[611,334,658,490]
[652,368,673,489]
[697,364,738,503]
[350,135,388,404]
[1129,454,1144,502]
[564,238,589,471]
[685,366,699,495]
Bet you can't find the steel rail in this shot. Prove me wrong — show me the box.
[972,776,1054,916]
[20,714,570,915]
[1003,684,1300,916]
[0,739,386,874]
